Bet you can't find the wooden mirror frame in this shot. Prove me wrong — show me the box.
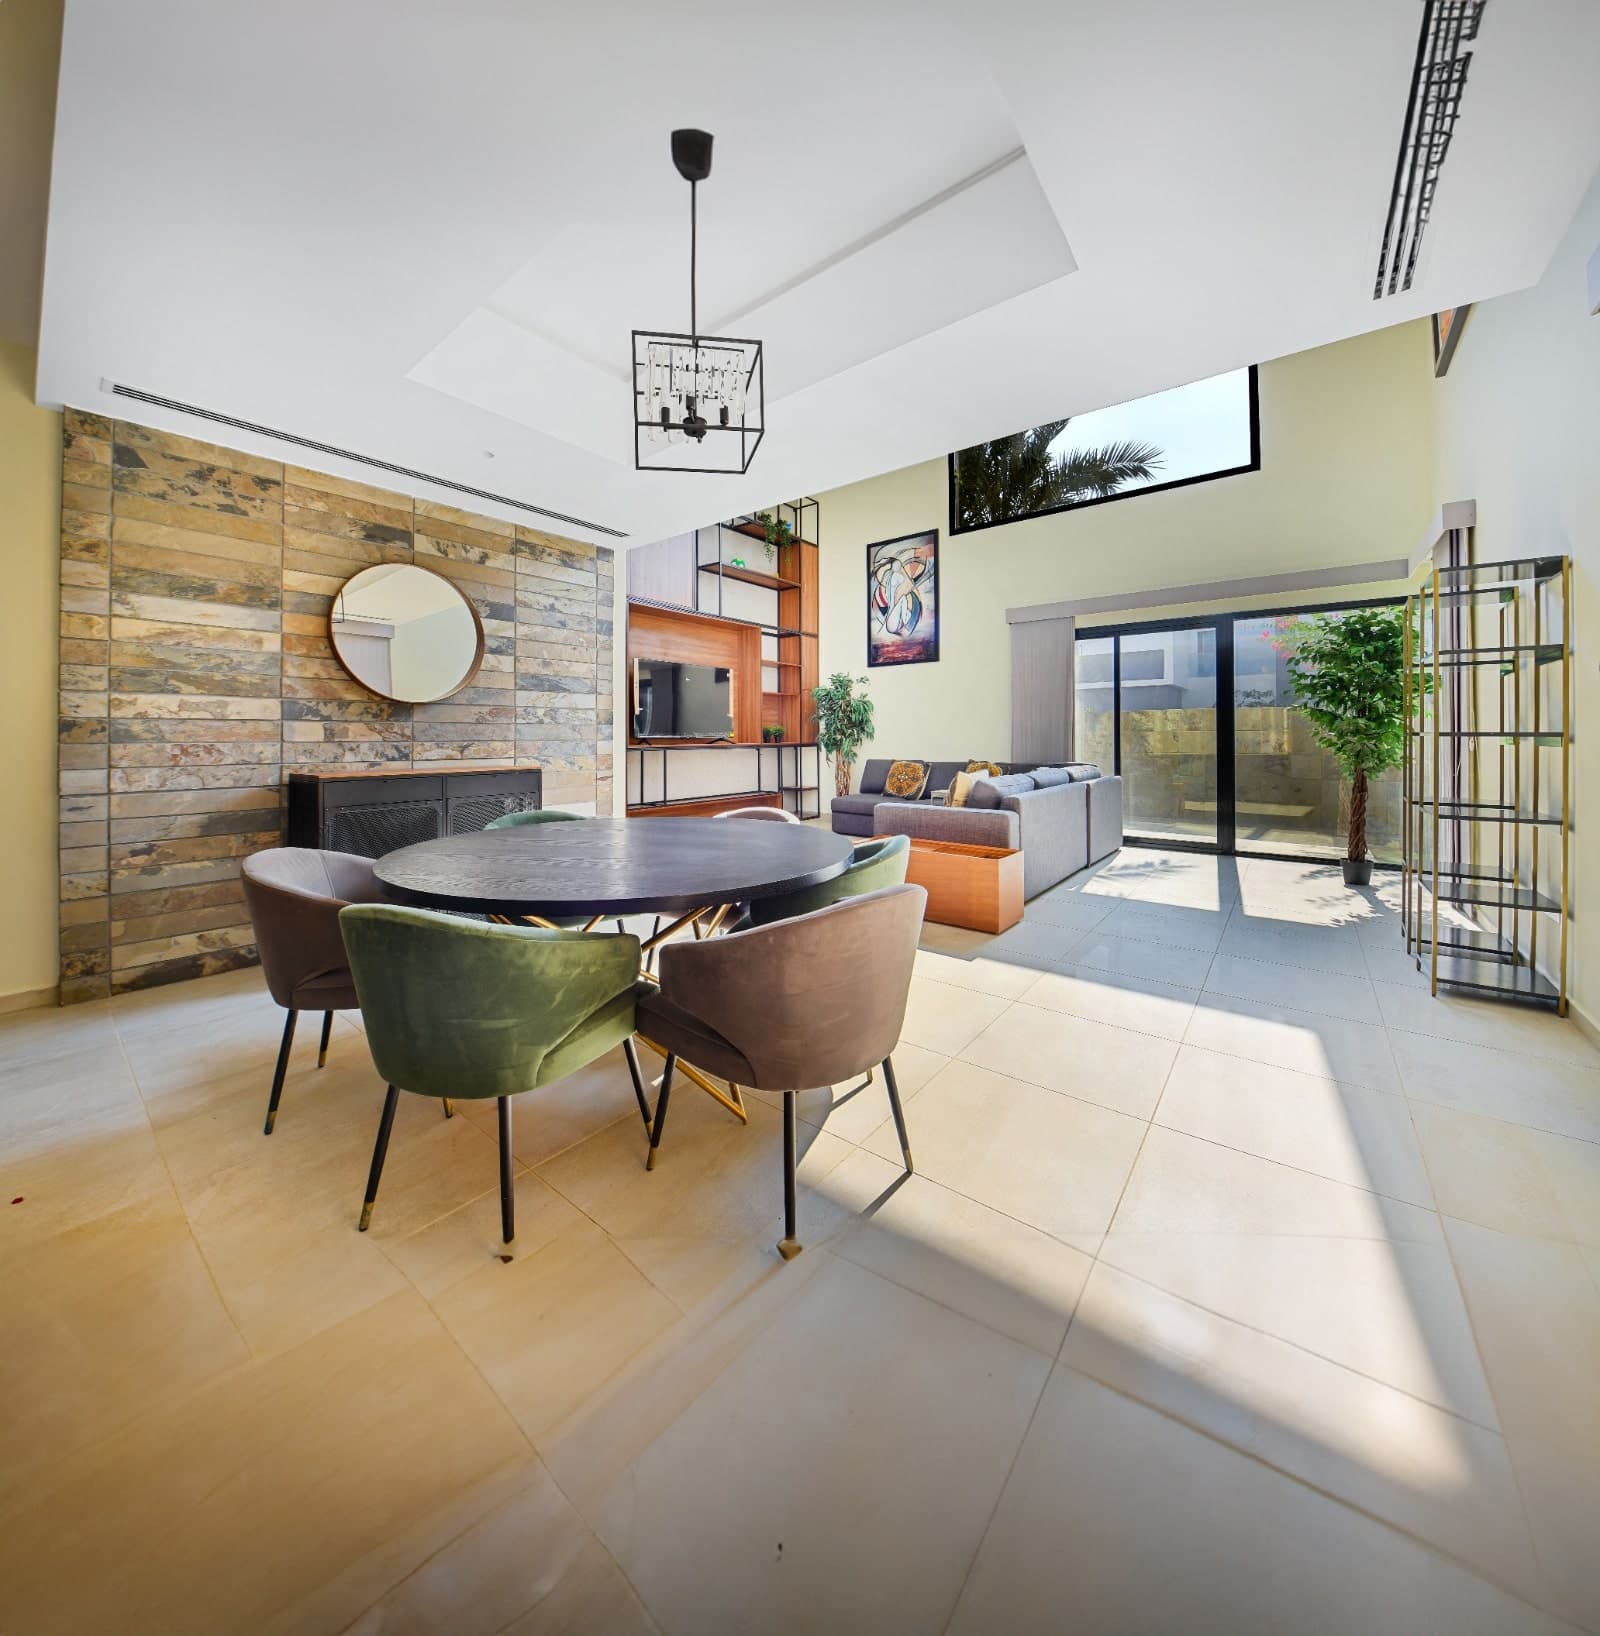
[327,563,487,704]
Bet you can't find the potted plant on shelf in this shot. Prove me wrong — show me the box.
[812,672,875,799]
[1282,605,1406,886]
[753,510,793,568]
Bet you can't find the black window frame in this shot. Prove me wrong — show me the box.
[948,365,1261,537]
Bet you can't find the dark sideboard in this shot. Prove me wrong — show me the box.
[287,767,544,858]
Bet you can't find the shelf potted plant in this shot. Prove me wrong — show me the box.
[812,672,875,799]
[1281,606,1406,886]
[753,510,793,569]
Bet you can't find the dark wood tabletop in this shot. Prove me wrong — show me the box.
[373,817,854,917]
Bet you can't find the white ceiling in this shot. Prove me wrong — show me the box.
[34,0,1600,547]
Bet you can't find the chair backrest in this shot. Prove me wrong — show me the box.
[339,904,641,1100]
[715,806,800,823]
[484,808,586,830]
[241,847,384,1008]
[656,883,927,1090]
[748,832,910,926]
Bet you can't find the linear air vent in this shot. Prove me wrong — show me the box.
[102,383,628,539]
[1374,0,1485,298]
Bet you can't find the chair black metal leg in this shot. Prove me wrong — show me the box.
[317,1009,334,1068]
[622,1036,652,1132]
[263,1009,298,1135]
[498,1096,515,1244]
[778,1091,801,1261]
[882,1056,914,1173]
[646,1052,675,1171]
[359,1083,400,1231]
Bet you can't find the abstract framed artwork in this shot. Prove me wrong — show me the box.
[867,529,939,667]
[1432,305,1470,377]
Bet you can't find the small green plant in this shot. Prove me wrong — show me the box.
[812,672,875,797]
[1281,606,1406,863]
[753,510,793,565]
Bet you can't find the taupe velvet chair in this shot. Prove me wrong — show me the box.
[241,847,387,1134]
[635,882,927,1260]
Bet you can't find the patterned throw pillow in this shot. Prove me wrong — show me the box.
[966,760,1004,777]
[949,770,979,807]
[883,759,930,800]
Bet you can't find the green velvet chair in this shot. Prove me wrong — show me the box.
[339,904,646,1243]
[483,809,585,830]
[746,833,911,927]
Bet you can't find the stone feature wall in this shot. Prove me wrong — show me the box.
[56,409,614,1003]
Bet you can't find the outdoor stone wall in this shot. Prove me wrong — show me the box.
[55,409,614,1002]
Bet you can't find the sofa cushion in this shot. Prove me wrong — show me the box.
[830,793,886,817]
[967,772,1036,809]
[1065,763,1103,782]
[883,759,930,800]
[948,770,980,808]
[922,759,961,798]
[1028,765,1078,789]
[858,758,893,796]
[965,760,1004,777]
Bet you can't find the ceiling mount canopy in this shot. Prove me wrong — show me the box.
[633,128,765,474]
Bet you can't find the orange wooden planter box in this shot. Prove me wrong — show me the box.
[879,835,1024,934]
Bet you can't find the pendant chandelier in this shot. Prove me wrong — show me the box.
[632,129,765,474]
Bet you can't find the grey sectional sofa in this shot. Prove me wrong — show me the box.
[830,759,1123,900]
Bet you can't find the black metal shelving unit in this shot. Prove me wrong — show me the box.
[1403,554,1570,1011]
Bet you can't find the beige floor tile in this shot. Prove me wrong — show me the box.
[1184,988,1401,1091]
[537,1087,852,1310]
[949,1366,1576,1636]
[1018,964,1199,1040]
[1096,897,1230,952]
[1155,1044,1434,1206]
[1379,985,1600,1069]
[898,974,1012,1056]
[0,1290,528,1636]
[1017,885,1119,932]
[1390,1029,1600,1143]
[1061,927,1218,989]
[1204,950,1382,1024]
[1059,1263,1539,1594]
[747,1040,948,1146]
[342,1459,598,1636]
[0,995,118,1068]
[960,999,1179,1120]
[1412,1101,1600,1246]
[1096,1225,1494,1424]
[0,1190,248,1509]
[1112,1123,1441,1246]
[819,1149,1093,1355]
[432,1219,681,1446]
[496,1536,660,1635]
[862,1058,1144,1248]
[455,1044,657,1170]
[1364,939,1434,988]
[913,946,1047,998]
[1217,911,1371,976]
[975,915,1084,973]
[1444,1217,1600,1630]
[585,1255,1050,1636]
[380,1171,589,1300]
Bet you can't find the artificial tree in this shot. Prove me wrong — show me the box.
[812,672,875,798]
[1282,605,1406,885]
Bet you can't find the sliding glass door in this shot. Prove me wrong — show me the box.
[1075,599,1401,862]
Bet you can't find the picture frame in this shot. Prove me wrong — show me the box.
[1432,305,1470,377]
[866,528,939,668]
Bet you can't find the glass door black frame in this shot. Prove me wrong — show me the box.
[1078,594,1404,864]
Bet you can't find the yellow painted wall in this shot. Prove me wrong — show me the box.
[815,321,1435,765]
[0,341,63,1006]
[1433,166,1600,1025]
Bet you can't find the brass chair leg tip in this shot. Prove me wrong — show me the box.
[317,1051,328,1069]
[646,1148,658,1171]
[777,1238,803,1262]
[263,1115,277,1136]
[358,1204,374,1232]
[903,1152,915,1174]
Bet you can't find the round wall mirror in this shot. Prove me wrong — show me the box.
[329,563,484,703]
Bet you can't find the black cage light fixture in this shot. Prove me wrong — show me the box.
[632,129,765,474]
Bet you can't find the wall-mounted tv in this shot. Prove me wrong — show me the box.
[631,658,734,740]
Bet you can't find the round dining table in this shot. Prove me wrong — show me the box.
[373,816,857,1126]
[373,815,854,920]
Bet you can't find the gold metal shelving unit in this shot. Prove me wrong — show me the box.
[1402,554,1570,1012]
